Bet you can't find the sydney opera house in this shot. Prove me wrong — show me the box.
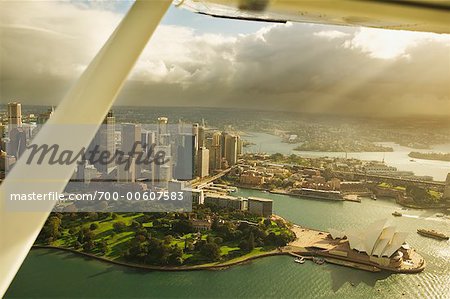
[326,219,424,272]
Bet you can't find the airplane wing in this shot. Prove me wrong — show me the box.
[1,0,449,297]
[175,0,450,33]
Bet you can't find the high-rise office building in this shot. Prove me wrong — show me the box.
[157,164,172,188]
[7,127,27,159]
[122,123,142,178]
[117,155,136,183]
[198,125,205,149]
[122,123,141,155]
[153,145,172,186]
[87,110,116,174]
[207,131,222,172]
[8,102,22,127]
[197,147,209,178]
[236,135,242,156]
[175,134,194,180]
[192,123,200,152]
[141,130,156,153]
[223,132,238,167]
[157,117,169,146]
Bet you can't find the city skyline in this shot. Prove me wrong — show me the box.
[1,1,450,117]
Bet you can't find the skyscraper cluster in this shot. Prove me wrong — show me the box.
[0,101,243,187]
[0,102,31,174]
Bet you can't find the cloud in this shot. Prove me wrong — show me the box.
[345,27,448,60]
[314,30,350,40]
[1,1,450,117]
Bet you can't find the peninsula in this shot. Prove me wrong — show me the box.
[409,151,450,162]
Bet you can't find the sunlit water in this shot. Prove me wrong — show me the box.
[244,132,450,181]
[6,133,450,298]
[6,191,450,298]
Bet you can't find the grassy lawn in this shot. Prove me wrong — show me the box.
[40,207,293,268]
[220,245,240,255]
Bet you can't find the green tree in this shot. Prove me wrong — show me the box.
[43,216,62,240]
[113,221,127,233]
[164,235,174,245]
[200,242,221,261]
[168,246,183,265]
[83,240,95,252]
[239,240,249,251]
[172,219,194,234]
[248,232,255,251]
[90,223,99,231]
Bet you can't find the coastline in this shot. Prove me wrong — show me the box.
[31,245,286,272]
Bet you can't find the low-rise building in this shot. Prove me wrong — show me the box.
[204,193,246,211]
[240,171,265,186]
[191,219,212,231]
[247,197,273,217]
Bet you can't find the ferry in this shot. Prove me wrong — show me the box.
[417,229,449,240]
[290,188,344,201]
[392,211,402,217]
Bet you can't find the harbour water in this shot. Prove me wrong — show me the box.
[6,191,449,298]
[6,132,450,298]
[244,132,450,181]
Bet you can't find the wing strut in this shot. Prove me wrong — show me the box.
[0,1,171,296]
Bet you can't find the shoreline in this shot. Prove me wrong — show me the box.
[31,245,287,272]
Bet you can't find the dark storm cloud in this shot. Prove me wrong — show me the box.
[1,1,449,117]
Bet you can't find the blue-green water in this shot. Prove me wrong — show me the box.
[6,190,450,298]
[6,132,450,298]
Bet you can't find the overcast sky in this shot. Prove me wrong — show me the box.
[1,0,449,117]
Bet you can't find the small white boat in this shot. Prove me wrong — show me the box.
[392,211,402,217]
[294,257,305,264]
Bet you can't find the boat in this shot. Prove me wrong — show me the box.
[435,213,444,218]
[410,159,416,162]
[294,257,305,264]
[290,188,344,201]
[313,257,325,265]
[417,229,449,240]
[371,194,377,200]
[392,211,402,217]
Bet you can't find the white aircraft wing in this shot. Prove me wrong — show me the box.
[176,0,450,33]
